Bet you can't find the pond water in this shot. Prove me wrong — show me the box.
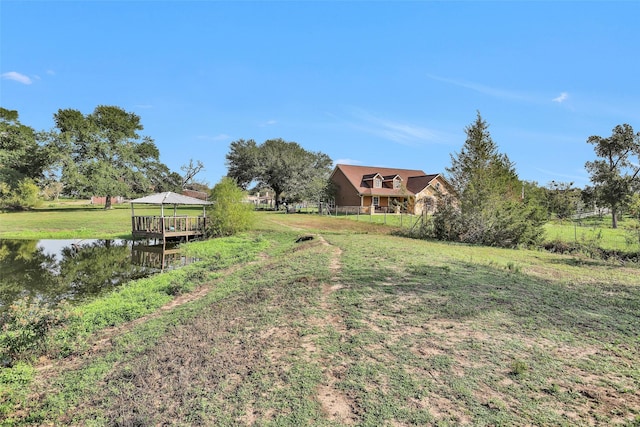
[0,239,196,312]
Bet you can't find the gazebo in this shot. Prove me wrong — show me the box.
[129,192,211,243]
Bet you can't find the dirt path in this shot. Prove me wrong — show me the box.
[304,235,357,424]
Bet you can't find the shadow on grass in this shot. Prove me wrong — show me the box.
[33,207,110,213]
[544,257,612,268]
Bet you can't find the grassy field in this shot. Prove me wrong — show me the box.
[0,201,205,239]
[2,201,638,252]
[335,210,640,252]
[543,216,640,252]
[2,211,639,425]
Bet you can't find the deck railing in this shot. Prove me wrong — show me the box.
[131,215,208,235]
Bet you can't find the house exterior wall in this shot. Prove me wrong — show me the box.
[331,168,361,207]
[413,175,449,216]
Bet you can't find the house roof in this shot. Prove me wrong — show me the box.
[332,164,442,196]
[407,174,440,193]
[129,191,212,205]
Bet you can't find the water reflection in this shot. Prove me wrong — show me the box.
[131,241,195,271]
[0,239,196,311]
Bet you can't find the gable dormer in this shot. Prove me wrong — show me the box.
[382,174,402,189]
[362,173,384,189]
[394,176,402,189]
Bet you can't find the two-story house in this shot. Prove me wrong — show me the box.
[329,164,450,215]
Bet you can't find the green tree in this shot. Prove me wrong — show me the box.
[437,112,544,247]
[585,124,640,228]
[226,138,333,209]
[0,108,53,209]
[225,139,259,190]
[54,105,173,208]
[627,193,640,221]
[143,162,182,194]
[546,181,581,220]
[207,177,254,237]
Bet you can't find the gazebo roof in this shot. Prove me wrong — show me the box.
[129,192,211,206]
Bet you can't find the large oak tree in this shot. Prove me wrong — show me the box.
[225,138,332,209]
[54,105,176,208]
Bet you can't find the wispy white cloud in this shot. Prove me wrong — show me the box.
[46,70,55,76]
[196,134,230,142]
[553,92,569,103]
[426,73,528,101]
[1,71,32,85]
[334,158,362,166]
[348,108,441,146]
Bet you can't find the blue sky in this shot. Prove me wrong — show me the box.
[2,1,639,189]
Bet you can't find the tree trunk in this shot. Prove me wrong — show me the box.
[105,195,112,210]
[612,206,618,229]
[274,191,281,210]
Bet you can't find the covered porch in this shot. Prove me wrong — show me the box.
[360,195,413,214]
[130,192,211,243]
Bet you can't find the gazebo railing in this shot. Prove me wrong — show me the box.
[132,215,207,234]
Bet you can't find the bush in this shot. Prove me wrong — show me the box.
[426,194,544,248]
[206,177,255,237]
[0,178,41,210]
[0,298,72,363]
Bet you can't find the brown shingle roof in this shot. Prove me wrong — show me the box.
[407,174,439,193]
[332,164,440,196]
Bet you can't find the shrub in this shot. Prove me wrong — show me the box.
[0,361,35,417]
[0,178,41,210]
[206,177,255,237]
[0,298,72,363]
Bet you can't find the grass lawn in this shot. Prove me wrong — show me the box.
[2,211,639,425]
[331,210,423,229]
[0,201,205,239]
[544,216,640,252]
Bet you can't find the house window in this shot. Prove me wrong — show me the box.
[373,196,379,206]
[374,177,382,188]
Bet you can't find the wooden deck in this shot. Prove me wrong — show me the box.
[131,215,207,242]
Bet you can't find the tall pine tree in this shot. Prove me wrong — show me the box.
[435,112,544,247]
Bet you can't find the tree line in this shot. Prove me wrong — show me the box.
[2,104,638,247]
[0,106,207,209]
